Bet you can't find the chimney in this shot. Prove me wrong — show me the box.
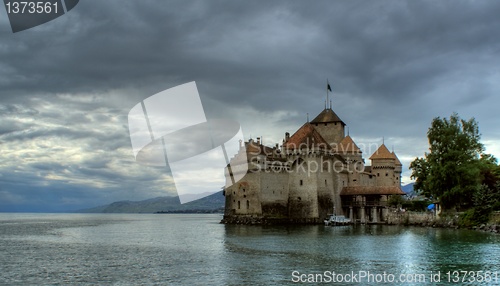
[257,137,261,145]
[285,132,290,142]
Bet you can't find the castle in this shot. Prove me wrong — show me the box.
[222,102,404,224]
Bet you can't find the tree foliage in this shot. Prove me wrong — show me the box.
[459,182,500,226]
[387,194,405,207]
[479,153,500,190]
[410,113,487,210]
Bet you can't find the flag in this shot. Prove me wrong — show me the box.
[327,81,332,92]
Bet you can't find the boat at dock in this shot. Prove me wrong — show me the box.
[324,214,351,226]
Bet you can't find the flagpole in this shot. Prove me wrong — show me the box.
[327,79,333,109]
[326,79,329,109]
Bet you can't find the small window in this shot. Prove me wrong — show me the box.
[386,173,388,177]
[238,201,240,209]
[298,197,302,201]
[300,180,303,186]
[246,200,249,209]
[325,179,327,186]
[324,123,327,126]
[377,173,380,177]
[353,179,357,182]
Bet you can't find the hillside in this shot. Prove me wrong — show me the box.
[77,191,225,213]
[402,182,417,197]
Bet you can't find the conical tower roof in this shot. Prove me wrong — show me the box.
[392,151,402,166]
[369,144,394,160]
[335,135,361,153]
[311,108,345,126]
[284,123,331,150]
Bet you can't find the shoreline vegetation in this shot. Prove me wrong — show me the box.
[410,113,500,229]
[386,210,500,234]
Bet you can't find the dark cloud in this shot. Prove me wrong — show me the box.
[1,0,500,211]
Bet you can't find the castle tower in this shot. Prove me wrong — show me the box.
[336,135,363,186]
[369,144,396,186]
[392,151,402,186]
[283,122,334,220]
[336,135,362,164]
[310,108,345,146]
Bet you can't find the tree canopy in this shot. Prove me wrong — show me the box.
[410,113,497,210]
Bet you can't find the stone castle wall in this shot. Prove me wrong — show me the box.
[288,156,319,219]
[260,171,289,218]
[224,172,262,216]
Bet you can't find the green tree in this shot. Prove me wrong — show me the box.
[410,113,484,210]
[479,154,500,190]
[387,194,405,207]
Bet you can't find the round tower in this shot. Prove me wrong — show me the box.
[369,144,396,186]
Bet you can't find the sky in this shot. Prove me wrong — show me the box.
[1,0,500,212]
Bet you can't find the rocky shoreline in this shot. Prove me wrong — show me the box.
[386,211,500,234]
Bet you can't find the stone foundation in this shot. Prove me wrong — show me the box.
[386,210,499,233]
[221,215,320,225]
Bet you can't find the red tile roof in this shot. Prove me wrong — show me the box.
[284,123,332,150]
[335,135,362,153]
[245,140,274,156]
[392,151,402,166]
[369,144,394,160]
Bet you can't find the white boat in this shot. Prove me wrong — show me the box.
[324,214,351,226]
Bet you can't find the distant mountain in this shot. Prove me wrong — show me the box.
[402,182,417,197]
[77,191,225,213]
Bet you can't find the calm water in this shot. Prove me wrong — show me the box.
[0,213,499,285]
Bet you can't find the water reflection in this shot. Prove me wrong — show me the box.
[1,214,498,285]
[223,224,500,285]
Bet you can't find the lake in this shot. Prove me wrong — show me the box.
[0,213,498,285]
